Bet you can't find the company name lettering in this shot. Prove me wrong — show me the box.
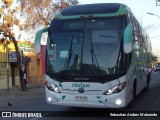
[72,83,90,88]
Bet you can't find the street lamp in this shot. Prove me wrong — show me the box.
[156,0,160,6]
[147,12,160,19]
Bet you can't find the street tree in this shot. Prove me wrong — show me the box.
[152,54,158,67]
[19,0,79,30]
[19,0,79,81]
[0,0,27,91]
[18,0,79,83]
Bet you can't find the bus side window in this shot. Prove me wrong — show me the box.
[133,40,141,62]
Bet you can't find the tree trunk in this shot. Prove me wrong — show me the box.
[10,35,27,91]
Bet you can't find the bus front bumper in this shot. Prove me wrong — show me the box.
[45,87,127,108]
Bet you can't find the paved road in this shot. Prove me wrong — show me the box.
[1,72,160,120]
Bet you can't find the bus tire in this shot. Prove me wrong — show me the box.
[127,81,136,108]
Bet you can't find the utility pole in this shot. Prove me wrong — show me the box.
[6,37,9,91]
[147,13,160,19]
[60,0,63,10]
[1,5,10,91]
[0,31,10,91]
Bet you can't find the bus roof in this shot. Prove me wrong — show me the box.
[54,3,130,19]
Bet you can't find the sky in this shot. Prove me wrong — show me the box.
[78,0,160,58]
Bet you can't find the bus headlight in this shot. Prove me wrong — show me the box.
[116,99,122,105]
[45,81,61,93]
[103,82,126,95]
[48,97,52,102]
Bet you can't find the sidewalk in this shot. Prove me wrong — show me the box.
[0,83,45,108]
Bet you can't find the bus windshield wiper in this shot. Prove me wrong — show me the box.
[90,35,100,69]
[64,36,74,70]
[115,36,123,74]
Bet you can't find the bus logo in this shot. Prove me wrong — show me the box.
[72,83,90,88]
[78,88,85,93]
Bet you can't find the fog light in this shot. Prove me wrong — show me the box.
[48,97,52,102]
[116,99,122,105]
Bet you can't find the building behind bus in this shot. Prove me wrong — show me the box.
[0,41,45,89]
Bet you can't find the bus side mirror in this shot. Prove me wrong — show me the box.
[123,23,133,53]
[34,27,49,54]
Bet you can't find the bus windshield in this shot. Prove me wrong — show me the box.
[46,16,127,77]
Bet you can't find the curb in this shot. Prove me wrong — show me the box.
[26,83,45,89]
[14,83,45,90]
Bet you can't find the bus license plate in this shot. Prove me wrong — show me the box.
[75,96,88,101]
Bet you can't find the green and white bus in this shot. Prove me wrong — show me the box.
[35,3,152,108]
